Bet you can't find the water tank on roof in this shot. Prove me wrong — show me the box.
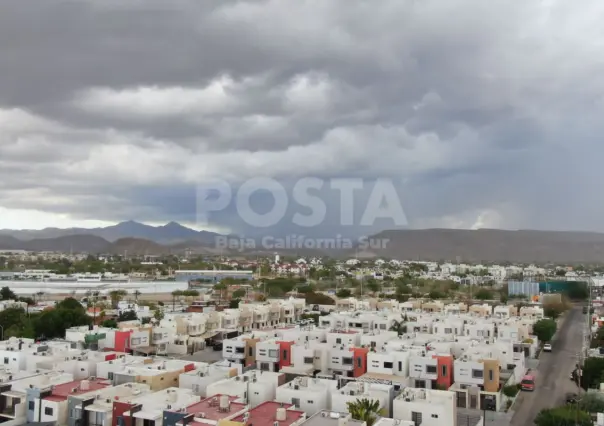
[276,407,287,421]
[219,395,229,409]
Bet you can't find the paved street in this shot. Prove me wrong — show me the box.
[509,307,585,426]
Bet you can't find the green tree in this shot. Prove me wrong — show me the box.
[109,290,127,308]
[0,286,17,300]
[581,357,604,390]
[171,290,184,310]
[534,406,591,426]
[336,289,352,298]
[346,398,381,426]
[229,299,241,309]
[474,288,493,300]
[153,309,164,322]
[213,283,227,303]
[232,289,246,299]
[133,290,141,302]
[428,290,445,299]
[118,310,138,322]
[102,319,118,328]
[578,392,604,413]
[57,297,85,311]
[543,302,565,319]
[533,319,557,342]
[304,292,335,305]
[389,314,408,336]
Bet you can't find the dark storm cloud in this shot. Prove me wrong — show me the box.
[2,0,604,233]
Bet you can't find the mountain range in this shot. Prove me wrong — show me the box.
[2,221,604,263]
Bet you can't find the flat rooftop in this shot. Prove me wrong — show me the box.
[44,378,112,402]
[303,411,365,426]
[178,395,246,423]
[231,401,305,426]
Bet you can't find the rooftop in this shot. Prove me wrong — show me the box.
[179,395,246,422]
[231,401,305,426]
[302,411,365,426]
[44,378,112,402]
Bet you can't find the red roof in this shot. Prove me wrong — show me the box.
[178,395,246,422]
[43,379,112,402]
[231,401,305,426]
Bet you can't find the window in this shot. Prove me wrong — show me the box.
[398,361,403,371]
[488,369,494,381]
[248,347,253,356]
[431,414,439,418]
[307,400,314,404]
[291,398,300,408]
[336,338,342,344]
[44,407,53,416]
[383,362,393,369]
[426,365,437,374]
[268,349,278,358]
[441,365,447,377]
[28,401,34,411]
[342,357,353,365]
[303,357,314,364]
[108,372,114,380]
[283,350,288,360]
[472,369,483,379]
[357,357,362,368]
[130,338,141,345]
[3,357,7,364]
[444,328,452,334]
[379,324,386,330]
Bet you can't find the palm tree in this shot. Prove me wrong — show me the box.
[346,398,381,426]
[109,290,127,308]
[133,290,141,303]
[389,313,408,336]
[171,290,183,311]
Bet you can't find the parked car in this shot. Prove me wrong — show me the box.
[212,342,223,351]
[543,343,552,352]
[565,393,579,404]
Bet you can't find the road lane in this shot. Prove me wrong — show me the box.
[510,307,584,426]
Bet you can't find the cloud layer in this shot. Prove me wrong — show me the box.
[1,0,604,235]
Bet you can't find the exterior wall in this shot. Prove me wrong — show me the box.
[26,387,53,423]
[352,347,368,377]
[161,409,187,426]
[454,361,484,387]
[275,388,329,415]
[393,395,455,426]
[434,355,454,389]
[409,356,438,382]
[112,401,136,426]
[278,341,293,368]
[139,370,182,391]
[482,359,500,393]
[40,399,67,424]
[67,395,96,426]
[114,331,132,353]
[244,339,258,367]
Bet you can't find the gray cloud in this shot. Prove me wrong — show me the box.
[1,0,604,234]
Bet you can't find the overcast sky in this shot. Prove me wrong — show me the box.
[1,0,604,236]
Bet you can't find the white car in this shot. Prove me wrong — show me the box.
[543,343,552,352]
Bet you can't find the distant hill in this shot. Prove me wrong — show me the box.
[0,234,111,253]
[361,228,604,263]
[3,225,604,262]
[0,220,221,245]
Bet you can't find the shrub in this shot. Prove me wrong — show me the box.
[503,384,520,398]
